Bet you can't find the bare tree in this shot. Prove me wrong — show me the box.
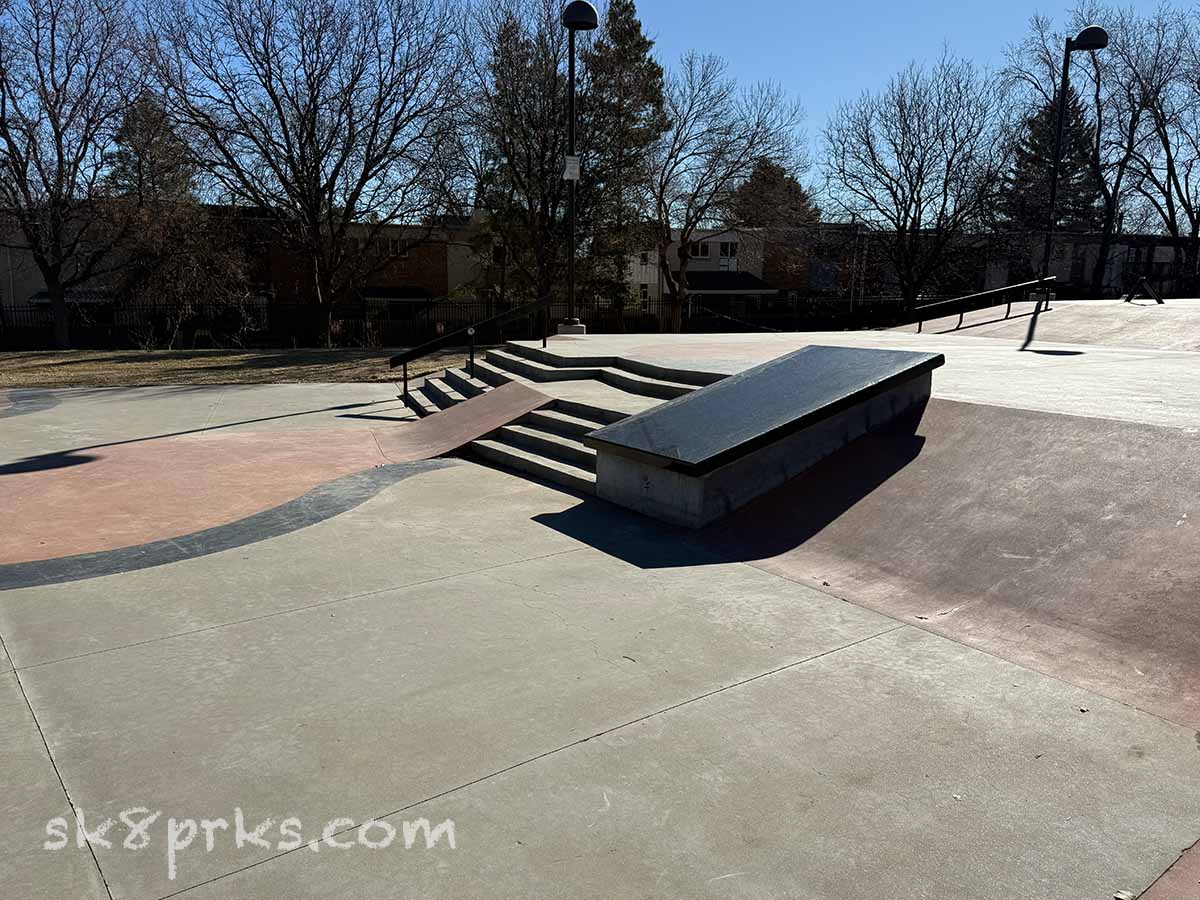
[149,0,464,340]
[646,52,803,332]
[822,52,1011,310]
[0,0,142,347]
[1122,6,1200,293]
[460,0,572,306]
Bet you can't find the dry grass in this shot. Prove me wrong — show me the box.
[0,348,470,387]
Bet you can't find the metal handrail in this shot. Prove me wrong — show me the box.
[389,293,551,401]
[914,276,1057,332]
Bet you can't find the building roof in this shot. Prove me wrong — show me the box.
[684,271,776,295]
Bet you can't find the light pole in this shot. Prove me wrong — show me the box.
[560,0,597,333]
[1039,25,1109,295]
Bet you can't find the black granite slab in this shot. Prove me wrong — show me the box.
[584,345,944,475]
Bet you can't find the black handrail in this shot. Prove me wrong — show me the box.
[913,276,1057,332]
[389,293,551,401]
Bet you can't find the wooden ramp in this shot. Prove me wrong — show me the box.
[373,381,551,462]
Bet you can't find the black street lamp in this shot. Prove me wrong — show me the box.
[1039,24,1109,294]
[561,0,597,331]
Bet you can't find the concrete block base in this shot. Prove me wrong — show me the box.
[594,373,931,528]
[557,322,587,335]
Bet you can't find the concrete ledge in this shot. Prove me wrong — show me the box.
[594,372,932,528]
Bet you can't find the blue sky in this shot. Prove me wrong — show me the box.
[635,0,1086,139]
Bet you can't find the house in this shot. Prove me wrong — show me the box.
[627,228,775,313]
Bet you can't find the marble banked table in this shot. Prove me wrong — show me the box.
[584,345,945,527]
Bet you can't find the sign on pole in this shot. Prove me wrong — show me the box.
[563,155,580,181]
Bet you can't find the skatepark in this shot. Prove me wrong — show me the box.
[2,299,1199,899]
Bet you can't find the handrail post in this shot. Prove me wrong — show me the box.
[402,361,408,402]
[469,328,475,378]
[542,304,547,348]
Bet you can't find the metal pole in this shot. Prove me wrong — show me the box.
[469,329,475,378]
[1039,39,1074,303]
[402,360,409,403]
[567,28,577,326]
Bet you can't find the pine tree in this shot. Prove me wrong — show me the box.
[1000,88,1102,232]
[105,94,195,202]
[579,0,667,305]
[727,158,820,228]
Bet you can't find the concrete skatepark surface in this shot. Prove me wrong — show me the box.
[894,297,1200,352]
[2,311,1198,899]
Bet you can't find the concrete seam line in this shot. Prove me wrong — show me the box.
[0,632,116,900]
[154,624,906,900]
[12,547,588,673]
[199,387,226,433]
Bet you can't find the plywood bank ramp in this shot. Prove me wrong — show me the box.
[584,345,945,528]
[374,381,551,462]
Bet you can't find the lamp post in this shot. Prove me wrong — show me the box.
[1039,25,1108,296]
[560,0,597,333]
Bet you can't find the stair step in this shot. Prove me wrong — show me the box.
[600,367,695,400]
[442,367,491,398]
[487,348,691,400]
[502,342,613,368]
[485,349,602,381]
[473,358,522,387]
[549,397,628,425]
[525,408,608,438]
[470,439,596,494]
[505,341,724,387]
[422,376,466,409]
[403,387,439,418]
[497,424,596,470]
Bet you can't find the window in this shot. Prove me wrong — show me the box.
[719,242,738,258]
[639,251,649,265]
[688,241,710,258]
[639,283,649,300]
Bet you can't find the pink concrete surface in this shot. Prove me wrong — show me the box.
[1,428,387,564]
[1141,841,1200,899]
[2,383,549,565]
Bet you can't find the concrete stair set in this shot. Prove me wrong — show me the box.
[401,342,716,495]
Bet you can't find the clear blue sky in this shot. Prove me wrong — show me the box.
[636,0,1082,142]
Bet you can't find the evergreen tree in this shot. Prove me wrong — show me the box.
[105,94,195,202]
[579,0,668,304]
[726,158,819,228]
[1000,88,1102,232]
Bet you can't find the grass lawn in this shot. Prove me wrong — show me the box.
[0,348,470,388]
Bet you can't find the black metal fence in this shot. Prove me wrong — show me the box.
[0,293,907,351]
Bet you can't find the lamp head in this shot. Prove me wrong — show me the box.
[1070,25,1109,52]
[561,0,598,31]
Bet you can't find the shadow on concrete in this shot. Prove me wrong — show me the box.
[533,413,927,569]
[1029,349,1085,357]
[2,398,396,477]
[0,452,98,476]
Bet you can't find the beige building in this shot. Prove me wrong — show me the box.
[626,228,773,311]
